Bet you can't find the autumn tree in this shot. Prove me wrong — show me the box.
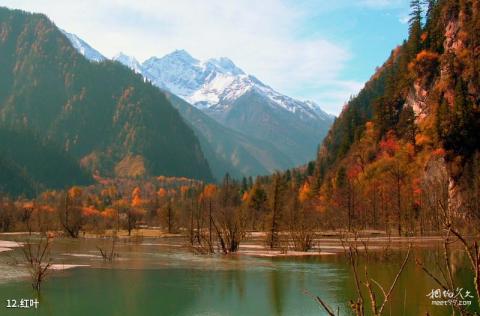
[213,174,247,253]
[246,181,268,231]
[126,186,145,236]
[267,173,285,249]
[376,134,415,236]
[35,192,58,233]
[205,185,218,249]
[421,156,449,230]
[397,105,418,151]
[333,166,356,231]
[158,188,176,234]
[82,205,102,233]
[191,184,217,253]
[288,180,319,251]
[361,168,381,230]
[59,187,84,238]
[0,197,15,232]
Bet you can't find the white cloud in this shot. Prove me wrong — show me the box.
[359,0,404,9]
[399,14,410,24]
[1,0,361,114]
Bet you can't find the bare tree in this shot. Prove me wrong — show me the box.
[20,202,34,235]
[288,198,317,252]
[211,206,247,254]
[21,235,53,292]
[161,200,175,234]
[267,173,285,249]
[59,190,83,238]
[416,225,479,315]
[97,236,118,262]
[309,237,411,316]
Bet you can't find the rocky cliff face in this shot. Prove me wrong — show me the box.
[415,2,479,217]
[313,0,479,223]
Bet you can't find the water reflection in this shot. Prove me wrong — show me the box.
[0,238,477,316]
[269,269,285,316]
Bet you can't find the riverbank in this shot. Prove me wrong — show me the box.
[0,230,448,258]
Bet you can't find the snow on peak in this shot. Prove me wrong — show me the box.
[63,33,331,122]
[112,52,143,74]
[171,49,190,56]
[304,100,319,109]
[61,30,105,63]
[138,50,331,120]
[163,49,198,64]
[206,57,244,76]
[142,51,205,96]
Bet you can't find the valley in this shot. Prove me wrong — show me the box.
[0,1,479,315]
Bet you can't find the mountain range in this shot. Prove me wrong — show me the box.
[64,33,334,172]
[119,50,334,167]
[139,50,333,167]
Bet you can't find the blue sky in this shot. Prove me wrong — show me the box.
[290,0,411,113]
[1,0,411,114]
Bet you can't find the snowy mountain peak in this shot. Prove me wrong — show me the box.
[304,100,324,113]
[64,32,331,122]
[304,100,318,108]
[142,51,204,97]
[162,49,198,64]
[206,57,244,76]
[112,52,143,74]
[61,30,105,63]
[304,100,335,118]
[139,50,331,121]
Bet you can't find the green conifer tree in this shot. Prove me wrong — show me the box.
[408,0,423,56]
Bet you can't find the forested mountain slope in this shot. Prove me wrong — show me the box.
[165,92,293,179]
[305,0,480,231]
[0,7,213,191]
[0,128,91,197]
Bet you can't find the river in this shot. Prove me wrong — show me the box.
[0,235,477,316]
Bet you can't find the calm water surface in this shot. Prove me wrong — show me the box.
[0,237,477,316]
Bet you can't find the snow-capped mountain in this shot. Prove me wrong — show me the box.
[138,50,331,122]
[61,30,106,62]
[62,32,332,123]
[112,53,143,74]
[135,50,334,165]
[64,33,334,167]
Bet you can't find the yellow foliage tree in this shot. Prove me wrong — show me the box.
[298,182,312,204]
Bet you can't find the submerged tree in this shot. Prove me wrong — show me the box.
[22,234,53,292]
